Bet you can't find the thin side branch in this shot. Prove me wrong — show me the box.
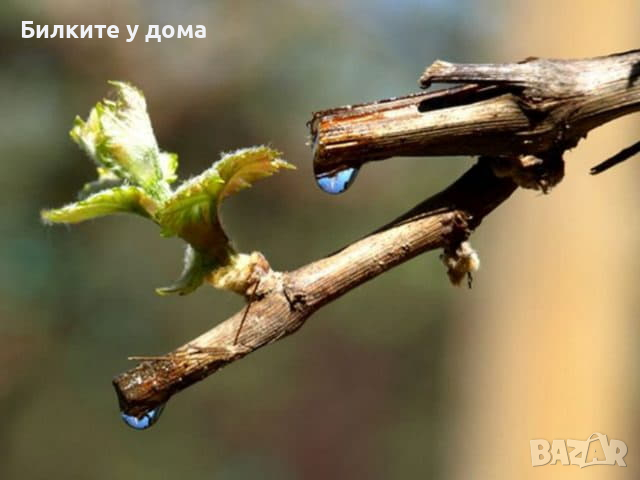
[590,139,640,174]
[114,49,640,417]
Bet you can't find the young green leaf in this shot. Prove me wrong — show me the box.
[157,146,295,258]
[70,81,177,200]
[214,146,296,204]
[156,246,212,296]
[41,186,156,224]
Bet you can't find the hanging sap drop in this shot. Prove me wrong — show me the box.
[121,403,165,430]
[315,167,360,194]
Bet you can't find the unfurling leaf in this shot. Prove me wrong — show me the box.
[70,81,176,199]
[41,186,156,224]
[156,246,211,296]
[157,146,294,258]
[214,146,295,204]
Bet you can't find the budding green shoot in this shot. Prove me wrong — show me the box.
[42,81,295,295]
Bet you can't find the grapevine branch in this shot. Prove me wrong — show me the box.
[114,49,640,417]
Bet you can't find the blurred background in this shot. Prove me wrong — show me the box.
[1,0,639,478]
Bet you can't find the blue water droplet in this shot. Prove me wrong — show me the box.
[121,404,165,430]
[316,167,360,194]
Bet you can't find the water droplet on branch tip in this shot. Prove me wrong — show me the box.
[121,404,165,430]
[315,167,360,194]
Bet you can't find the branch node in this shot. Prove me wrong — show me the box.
[282,282,307,313]
[207,251,272,296]
[441,240,480,288]
[485,152,564,193]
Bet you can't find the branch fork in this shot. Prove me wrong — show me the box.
[114,50,640,418]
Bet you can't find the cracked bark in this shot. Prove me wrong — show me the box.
[114,49,640,418]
